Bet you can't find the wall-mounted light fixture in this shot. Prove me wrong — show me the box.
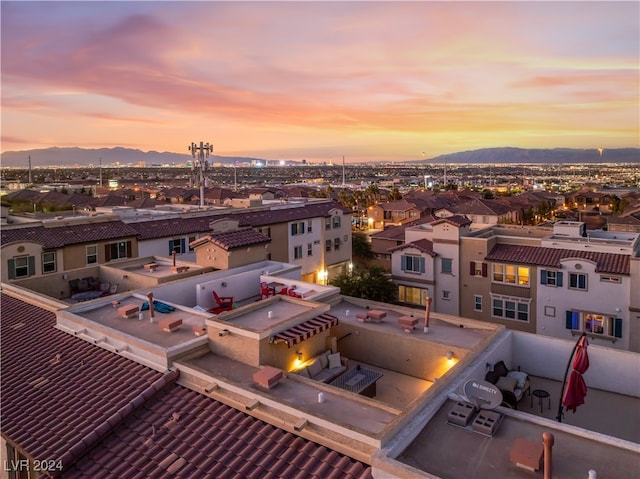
[221,282,227,287]
[218,329,230,337]
[296,351,303,361]
[446,351,454,360]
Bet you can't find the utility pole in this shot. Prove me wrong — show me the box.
[189,141,213,208]
[342,156,346,187]
[99,158,103,188]
[28,155,32,184]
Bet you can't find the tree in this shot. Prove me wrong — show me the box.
[352,232,374,263]
[388,187,402,201]
[330,265,397,303]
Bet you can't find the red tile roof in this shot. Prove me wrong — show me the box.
[432,215,472,227]
[387,238,437,256]
[1,220,139,248]
[485,243,630,275]
[192,229,271,251]
[129,201,350,241]
[1,294,372,479]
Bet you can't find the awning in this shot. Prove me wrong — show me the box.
[269,314,339,348]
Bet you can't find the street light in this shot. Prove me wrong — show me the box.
[188,141,213,208]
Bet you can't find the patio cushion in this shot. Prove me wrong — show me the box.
[496,376,518,393]
[318,352,329,369]
[507,371,528,389]
[307,359,322,378]
[328,353,341,370]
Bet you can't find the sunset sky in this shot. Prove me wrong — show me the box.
[1,1,638,163]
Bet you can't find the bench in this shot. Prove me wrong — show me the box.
[398,316,418,331]
[367,309,386,321]
[159,318,182,332]
[143,263,158,271]
[117,305,139,318]
[510,437,543,471]
[172,266,189,273]
[253,366,283,389]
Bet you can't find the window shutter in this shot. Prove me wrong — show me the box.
[482,263,488,277]
[420,257,425,273]
[28,256,36,276]
[301,222,305,234]
[401,255,407,272]
[470,262,475,276]
[105,244,111,262]
[614,318,622,338]
[169,240,173,255]
[8,259,15,279]
[565,310,575,329]
[557,272,563,287]
[180,238,186,253]
[126,241,132,258]
[291,224,295,235]
[540,270,547,285]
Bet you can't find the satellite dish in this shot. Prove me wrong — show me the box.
[463,379,503,410]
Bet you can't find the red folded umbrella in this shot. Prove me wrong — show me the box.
[562,335,589,413]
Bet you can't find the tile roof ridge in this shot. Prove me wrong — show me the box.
[54,368,180,475]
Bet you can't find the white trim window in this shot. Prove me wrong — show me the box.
[569,272,588,291]
[492,263,530,286]
[491,294,530,322]
[86,245,98,265]
[566,310,622,339]
[293,245,303,259]
[474,295,483,312]
[42,251,56,273]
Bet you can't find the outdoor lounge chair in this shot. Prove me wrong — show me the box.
[210,290,233,314]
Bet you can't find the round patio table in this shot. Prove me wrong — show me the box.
[531,389,550,413]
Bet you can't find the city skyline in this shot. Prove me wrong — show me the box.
[2,1,639,163]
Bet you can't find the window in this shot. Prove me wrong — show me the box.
[470,261,487,277]
[307,243,313,256]
[105,241,131,261]
[86,245,98,265]
[474,295,482,312]
[541,270,563,287]
[307,220,313,233]
[325,240,332,252]
[42,252,56,273]
[8,255,35,279]
[290,222,305,236]
[169,238,186,255]
[332,216,341,228]
[492,264,530,286]
[188,236,196,251]
[294,245,303,259]
[566,310,622,338]
[398,285,429,306]
[441,258,453,274]
[325,218,331,230]
[401,254,425,273]
[442,290,450,300]
[569,273,587,290]
[334,238,340,250]
[492,295,530,322]
[600,275,621,283]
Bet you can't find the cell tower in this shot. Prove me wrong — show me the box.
[189,141,213,208]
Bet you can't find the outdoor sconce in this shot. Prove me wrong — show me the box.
[296,351,303,361]
[218,329,230,337]
[221,282,227,287]
[446,351,454,360]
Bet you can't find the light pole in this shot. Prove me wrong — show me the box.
[189,141,213,208]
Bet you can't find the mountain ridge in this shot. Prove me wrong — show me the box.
[1,146,638,167]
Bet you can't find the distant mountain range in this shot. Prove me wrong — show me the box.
[0,146,638,167]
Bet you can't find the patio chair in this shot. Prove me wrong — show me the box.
[211,290,233,314]
[287,288,302,299]
[260,282,275,299]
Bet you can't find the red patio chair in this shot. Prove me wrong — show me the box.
[260,282,275,299]
[210,290,233,314]
[287,288,302,299]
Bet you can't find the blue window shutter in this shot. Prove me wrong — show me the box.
[169,240,173,255]
[557,272,563,287]
[28,256,36,276]
[420,257,425,273]
[541,270,547,285]
[614,318,622,338]
[301,222,305,234]
[565,310,574,329]
[401,255,407,272]
[180,238,186,253]
[8,259,15,279]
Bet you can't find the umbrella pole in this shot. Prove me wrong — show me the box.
[556,332,586,423]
